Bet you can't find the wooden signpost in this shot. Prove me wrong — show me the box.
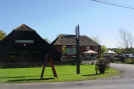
[75,24,80,74]
[40,54,57,80]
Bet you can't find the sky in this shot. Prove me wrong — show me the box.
[0,0,134,48]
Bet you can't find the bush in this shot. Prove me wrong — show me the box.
[124,58,134,64]
[95,58,110,74]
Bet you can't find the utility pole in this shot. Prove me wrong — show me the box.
[76,24,80,74]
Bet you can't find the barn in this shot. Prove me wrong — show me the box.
[0,24,51,67]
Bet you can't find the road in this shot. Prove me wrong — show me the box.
[1,63,134,89]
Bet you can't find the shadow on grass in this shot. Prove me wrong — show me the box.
[8,76,26,78]
[7,77,55,83]
[82,73,99,76]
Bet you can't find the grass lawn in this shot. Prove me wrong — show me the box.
[0,65,119,83]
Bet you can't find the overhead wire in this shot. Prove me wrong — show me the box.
[90,0,134,10]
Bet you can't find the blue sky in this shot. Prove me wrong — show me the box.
[0,0,134,48]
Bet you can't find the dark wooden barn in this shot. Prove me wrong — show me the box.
[1,24,51,67]
[0,40,8,66]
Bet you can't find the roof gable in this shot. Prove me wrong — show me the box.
[3,24,49,46]
[13,24,35,31]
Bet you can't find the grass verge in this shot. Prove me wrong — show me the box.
[0,65,120,83]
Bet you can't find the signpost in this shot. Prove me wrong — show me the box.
[75,24,80,74]
[40,54,58,80]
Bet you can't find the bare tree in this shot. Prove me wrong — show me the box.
[127,32,134,48]
[119,30,134,48]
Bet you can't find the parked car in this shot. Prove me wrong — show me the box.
[122,54,134,58]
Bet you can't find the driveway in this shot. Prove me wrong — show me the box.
[1,63,134,89]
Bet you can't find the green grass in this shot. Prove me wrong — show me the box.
[0,65,119,83]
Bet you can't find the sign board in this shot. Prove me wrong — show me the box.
[15,40,34,44]
[75,24,80,40]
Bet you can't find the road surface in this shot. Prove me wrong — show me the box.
[1,63,134,89]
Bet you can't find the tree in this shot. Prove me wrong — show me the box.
[101,45,107,56]
[127,32,134,48]
[0,30,6,40]
[119,30,134,48]
[113,48,123,54]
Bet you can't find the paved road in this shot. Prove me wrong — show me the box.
[1,63,134,89]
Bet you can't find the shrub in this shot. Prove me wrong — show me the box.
[95,58,110,74]
[124,58,134,64]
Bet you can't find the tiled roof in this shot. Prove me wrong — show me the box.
[3,24,48,44]
[52,34,100,46]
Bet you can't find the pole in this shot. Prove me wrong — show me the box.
[76,24,80,74]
